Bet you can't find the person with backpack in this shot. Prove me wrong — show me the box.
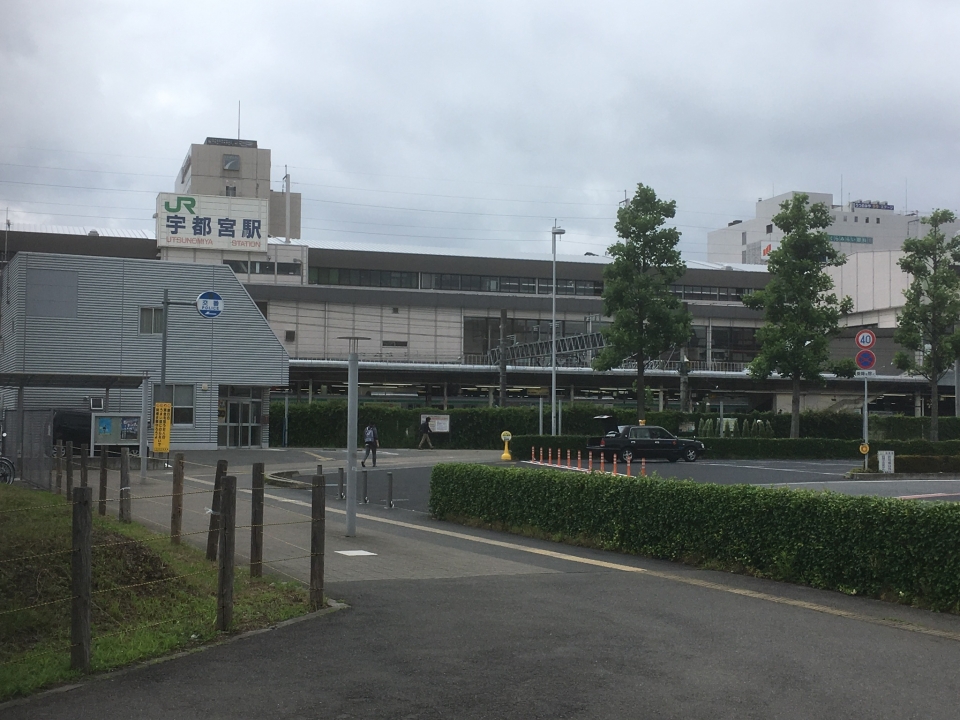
[418,416,434,449]
[361,422,379,467]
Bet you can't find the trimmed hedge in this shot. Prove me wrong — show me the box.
[429,463,960,611]
[869,455,960,474]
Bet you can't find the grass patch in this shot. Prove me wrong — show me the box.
[0,485,313,701]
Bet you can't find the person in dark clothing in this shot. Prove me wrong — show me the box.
[418,417,433,449]
[361,423,379,467]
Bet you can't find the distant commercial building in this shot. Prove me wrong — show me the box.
[707,191,960,266]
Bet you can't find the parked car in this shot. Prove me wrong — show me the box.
[586,415,704,463]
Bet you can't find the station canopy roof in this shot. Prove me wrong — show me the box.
[0,373,145,389]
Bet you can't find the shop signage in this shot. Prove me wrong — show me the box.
[851,200,894,210]
[92,414,141,446]
[156,193,268,252]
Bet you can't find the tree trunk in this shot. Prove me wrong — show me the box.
[637,360,646,421]
[930,377,939,442]
[790,376,801,439]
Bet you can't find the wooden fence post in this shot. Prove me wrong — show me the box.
[217,475,237,632]
[71,486,92,672]
[171,453,184,544]
[250,462,264,577]
[55,440,63,495]
[65,441,74,498]
[80,444,89,488]
[119,448,131,523]
[310,475,325,611]
[206,459,227,561]
[98,447,107,517]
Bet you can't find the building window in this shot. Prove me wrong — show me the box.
[741,231,747,245]
[255,301,268,318]
[765,224,773,234]
[865,217,870,223]
[154,384,194,425]
[222,154,240,171]
[277,262,302,276]
[139,307,164,334]
[284,330,296,342]
[225,186,237,197]
[383,340,408,347]
[876,218,880,225]
[854,216,858,222]
[843,215,848,221]
[250,261,275,274]
[391,307,400,314]
[223,260,248,274]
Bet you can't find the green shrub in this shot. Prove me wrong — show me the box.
[429,463,960,611]
[868,454,960,474]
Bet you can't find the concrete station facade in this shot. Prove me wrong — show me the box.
[1,137,953,422]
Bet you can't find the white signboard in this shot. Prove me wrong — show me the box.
[878,450,895,474]
[156,193,268,252]
[421,414,450,433]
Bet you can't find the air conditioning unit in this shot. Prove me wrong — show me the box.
[90,397,104,411]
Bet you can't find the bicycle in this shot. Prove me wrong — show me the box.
[0,455,15,484]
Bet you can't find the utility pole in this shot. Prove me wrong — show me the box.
[284,167,291,244]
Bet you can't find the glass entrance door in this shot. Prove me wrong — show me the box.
[227,400,262,448]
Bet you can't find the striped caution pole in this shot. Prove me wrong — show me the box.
[566,449,571,468]
[626,458,631,477]
[613,457,618,476]
[531,446,535,463]
[588,452,593,472]
[641,458,646,477]
[600,454,605,473]
[548,448,552,466]
[577,450,582,470]
[540,447,544,464]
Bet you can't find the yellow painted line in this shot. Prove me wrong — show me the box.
[182,474,960,643]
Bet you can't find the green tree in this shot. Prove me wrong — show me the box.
[743,193,853,438]
[593,183,691,419]
[893,209,960,441]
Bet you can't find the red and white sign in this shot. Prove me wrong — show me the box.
[855,329,876,350]
[856,349,877,370]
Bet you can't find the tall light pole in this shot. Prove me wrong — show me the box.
[338,336,368,537]
[551,224,565,436]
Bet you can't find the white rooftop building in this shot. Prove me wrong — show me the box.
[708,191,959,265]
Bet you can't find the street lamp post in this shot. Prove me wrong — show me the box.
[551,224,565,436]
[338,336,368,537]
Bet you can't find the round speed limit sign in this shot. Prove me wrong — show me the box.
[855,329,876,350]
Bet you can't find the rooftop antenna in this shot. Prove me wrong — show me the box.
[237,101,241,140]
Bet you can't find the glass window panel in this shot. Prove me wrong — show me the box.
[173,385,194,406]
[500,277,519,293]
[229,426,240,447]
[440,274,460,290]
[481,277,499,292]
[229,403,240,423]
[241,403,250,424]
[217,425,228,446]
[140,307,152,334]
[277,262,302,276]
[250,402,261,424]
[519,278,536,294]
[461,275,481,291]
[538,279,552,294]
[173,407,193,425]
[250,425,261,446]
[557,279,575,295]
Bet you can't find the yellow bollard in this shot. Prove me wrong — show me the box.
[500,431,512,461]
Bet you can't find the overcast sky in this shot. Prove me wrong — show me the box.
[1,1,958,261]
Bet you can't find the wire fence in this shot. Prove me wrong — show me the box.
[0,454,327,678]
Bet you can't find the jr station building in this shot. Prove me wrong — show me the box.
[1,137,951,454]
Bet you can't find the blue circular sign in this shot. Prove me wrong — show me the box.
[196,291,223,318]
[855,349,876,370]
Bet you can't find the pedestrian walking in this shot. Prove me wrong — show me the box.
[418,416,434,449]
[361,422,379,467]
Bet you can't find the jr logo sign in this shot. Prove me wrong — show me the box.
[163,196,197,214]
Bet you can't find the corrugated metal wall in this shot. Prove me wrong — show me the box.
[0,253,288,450]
